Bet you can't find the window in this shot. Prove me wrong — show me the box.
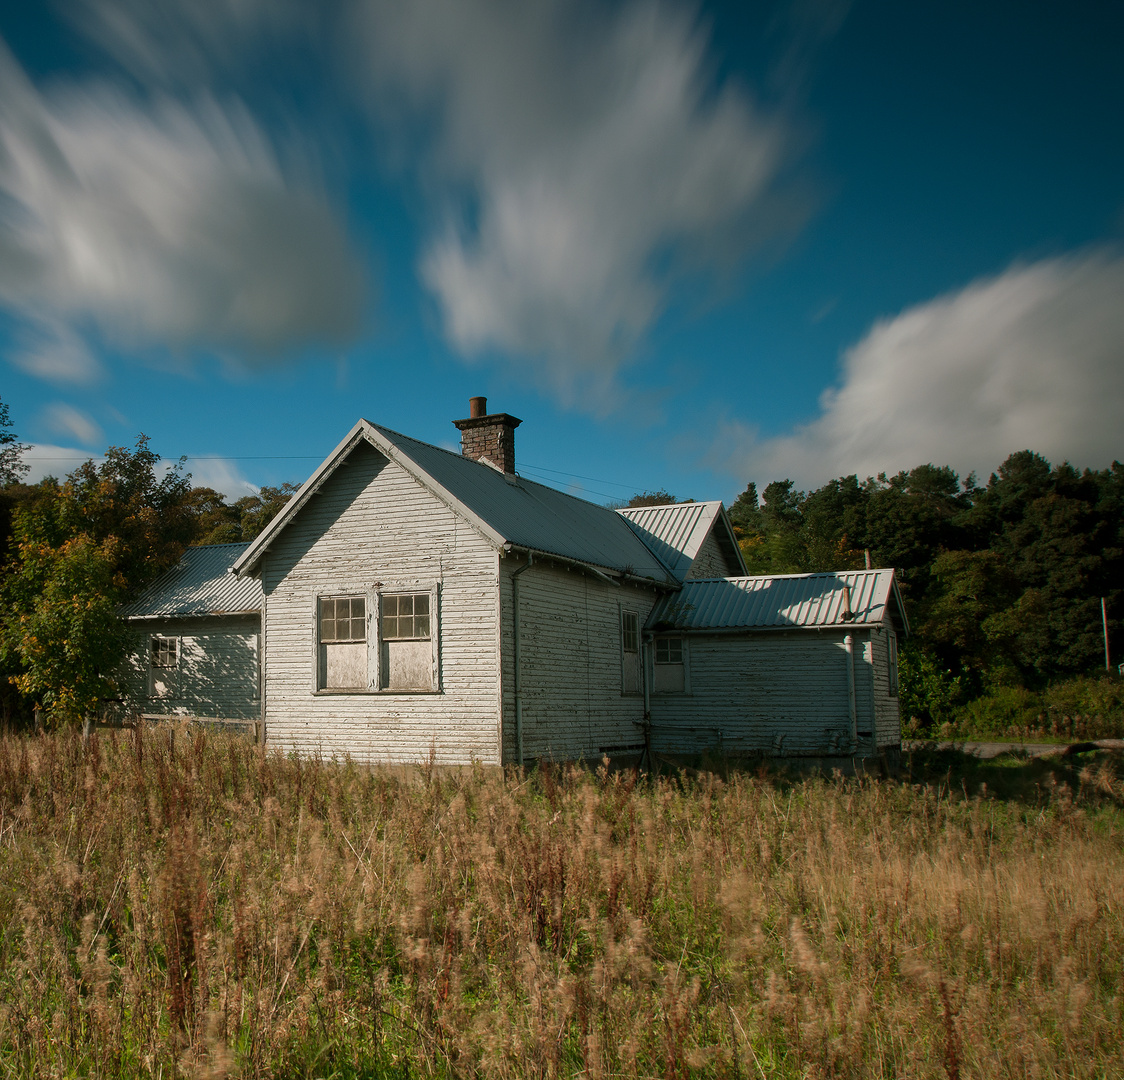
[654,636,685,693]
[888,631,899,696]
[319,595,367,689]
[315,587,439,693]
[380,592,434,691]
[149,635,178,698]
[621,608,640,694]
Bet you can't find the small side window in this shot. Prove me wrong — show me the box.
[888,631,899,696]
[654,636,685,693]
[621,609,640,694]
[149,635,179,698]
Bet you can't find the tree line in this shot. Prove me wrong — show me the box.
[727,455,1124,723]
[1,395,1120,729]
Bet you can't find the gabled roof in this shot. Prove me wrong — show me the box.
[122,543,262,619]
[646,570,909,634]
[233,421,679,585]
[617,501,746,581]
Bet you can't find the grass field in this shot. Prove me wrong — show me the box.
[0,726,1121,1079]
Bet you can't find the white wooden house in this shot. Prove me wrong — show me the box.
[202,397,910,765]
[119,543,262,726]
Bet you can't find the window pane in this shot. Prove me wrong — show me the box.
[320,596,365,643]
[381,593,432,640]
[622,611,639,653]
[656,638,683,664]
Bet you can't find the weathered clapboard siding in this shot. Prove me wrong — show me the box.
[648,629,885,756]
[684,529,735,579]
[258,442,502,765]
[870,619,901,746]
[498,555,658,762]
[120,615,261,720]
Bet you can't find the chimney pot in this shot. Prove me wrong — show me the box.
[469,396,487,418]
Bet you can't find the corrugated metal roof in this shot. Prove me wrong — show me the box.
[235,420,680,585]
[122,543,262,619]
[617,502,719,580]
[646,570,908,632]
[371,427,678,582]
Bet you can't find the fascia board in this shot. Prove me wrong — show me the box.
[715,504,748,576]
[889,574,911,637]
[233,421,372,576]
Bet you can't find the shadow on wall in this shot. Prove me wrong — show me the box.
[111,622,261,727]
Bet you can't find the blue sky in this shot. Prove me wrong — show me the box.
[1,0,1121,505]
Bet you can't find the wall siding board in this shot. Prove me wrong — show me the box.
[870,617,902,746]
[259,442,501,765]
[649,628,898,757]
[121,615,261,721]
[685,529,734,580]
[498,557,659,763]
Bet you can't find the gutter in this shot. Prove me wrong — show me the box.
[503,543,678,590]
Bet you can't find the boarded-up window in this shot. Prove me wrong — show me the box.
[319,596,367,689]
[621,609,640,694]
[654,636,685,693]
[380,593,433,690]
[149,635,179,698]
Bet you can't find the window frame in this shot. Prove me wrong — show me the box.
[148,634,179,699]
[620,606,641,696]
[312,583,441,695]
[887,630,899,697]
[653,634,689,695]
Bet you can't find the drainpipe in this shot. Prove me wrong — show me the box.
[844,633,858,750]
[512,552,534,768]
[639,631,653,770]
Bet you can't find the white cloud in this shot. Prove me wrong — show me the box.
[181,456,260,500]
[723,250,1124,487]
[355,0,796,403]
[20,443,104,483]
[0,38,364,381]
[9,318,104,383]
[41,402,103,446]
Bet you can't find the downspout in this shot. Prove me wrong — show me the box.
[842,583,858,751]
[511,552,534,769]
[639,631,653,771]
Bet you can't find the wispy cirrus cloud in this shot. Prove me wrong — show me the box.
[40,402,103,446]
[719,250,1124,488]
[0,36,364,383]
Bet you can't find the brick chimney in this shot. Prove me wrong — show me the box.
[453,396,522,474]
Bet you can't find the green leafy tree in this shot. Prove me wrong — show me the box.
[0,396,29,486]
[0,437,194,725]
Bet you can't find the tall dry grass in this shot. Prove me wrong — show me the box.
[0,725,1121,1078]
